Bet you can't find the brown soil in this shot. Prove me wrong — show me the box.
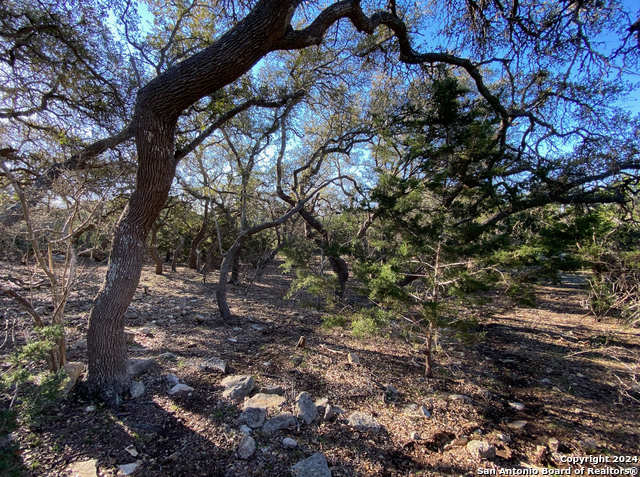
[1,262,639,476]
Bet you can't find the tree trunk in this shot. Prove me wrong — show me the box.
[189,202,208,269]
[217,239,245,319]
[150,222,163,275]
[230,248,241,284]
[172,235,185,273]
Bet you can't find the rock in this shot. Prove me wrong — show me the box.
[84,405,96,412]
[444,435,469,450]
[127,358,157,377]
[548,437,560,452]
[508,402,525,411]
[449,394,473,403]
[534,445,547,462]
[411,432,421,441]
[324,405,344,420]
[282,437,298,448]
[418,405,431,418]
[70,340,87,350]
[125,445,139,457]
[347,352,360,365]
[244,393,286,409]
[507,420,528,429]
[540,378,552,384]
[291,356,303,365]
[129,381,145,399]
[168,383,194,395]
[68,459,99,477]
[199,357,226,373]
[118,461,141,475]
[237,435,256,459]
[315,397,329,416]
[261,385,285,396]
[221,375,254,400]
[466,440,496,459]
[263,412,298,434]
[496,433,512,444]
[159,352,177,361]
[347,412,381,434]
[240,425,252,435]
[165,374,179,386]
[295,392,318,424]
[62,362,85,394]
[580,438,598,451]
[240,407,266,429]
[194,315,205,323]
[385,384,399,395]
[291,453,331,477]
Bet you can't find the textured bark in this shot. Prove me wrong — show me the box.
[188,202,208,269]
[150,222,163,275]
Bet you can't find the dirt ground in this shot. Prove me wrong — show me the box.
[1,261,639,476]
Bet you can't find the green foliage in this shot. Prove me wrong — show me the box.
[285,269,339,309]
[350,308,392,337]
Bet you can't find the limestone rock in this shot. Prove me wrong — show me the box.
[467,440,496,459]
[127,358,157,378]
[165,374,179,387]
[347,353,360,365]
[496,433,512,444]
[168,383,194,395]
[508,401,525,411]
[237,435,256,459]
[534,445,547,463]
[221,375,254,401]
[240,407,266,429]
[118,461,141,475]
[244,393,286,409]
[240,425,252,435]
[411,432,421,441]
[62,362,85,394]
[315,397,329,416]
[580,438,598,451]
[282,437,298,448]
[418,405,431,418]
[385,384,399,395]
[347,412,381,434]
[291,453,331,477]
[324,405,344,420]
[295,392,318,424]
[449,394,473,403]
[199,357,226,373]
[261,385,285,396]
[68,459,98,477]
[507,420,528,429]
[129,381,145,399]
[548,437,560,452]
[263,412,297,434]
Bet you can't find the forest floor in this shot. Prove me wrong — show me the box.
[1,261,639,476]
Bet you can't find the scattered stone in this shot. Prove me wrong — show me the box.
[118,461,141,476]
[291,356,303,365]
[573,408,584,415]
[449,394,473,403]
[467,440,496,459]
[239,425,252,435]
[140,327,153,336]
[244,393,286,409]
[507,420,528,429]
[68,459,98,477]
[84,405,96,412]
[347,352,360,365]
[496,433,512,444]
[260,385,285,396]
[315,397,329,416]
[129,381,145,399]
[227,338,238,343]
[385,384,399,395]
[168,383,194,395]
[411,431,421,441]
[240,407,266,429]
[282,437,298,448]
[0,433,16,447]
[347,412,381,434]
[508,402,525,411]
[125,445,139,457]
[418,405,431,418]
[70,340,88,350]
[127,358,157,377]
[165,374,179,386]
[62,362,85,394]
[548,437,560,452]
[444,435,469,450]
[159,352,177,361]
[199,357,226,373]
[324,405,344,420]
[237,435,256,459]
[540,378,552,384]
[291,453,331,477]
[295,392,318,424]
[580,438,598,451]
[263,412,298,434]
[534,445,547,462]
[296,336,306,348]
[221,375,254,401]
[194,315,205,324]
[251,324,264,331]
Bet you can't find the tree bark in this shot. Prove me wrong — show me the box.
[150,222,163,275]
[188,202,208,269]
